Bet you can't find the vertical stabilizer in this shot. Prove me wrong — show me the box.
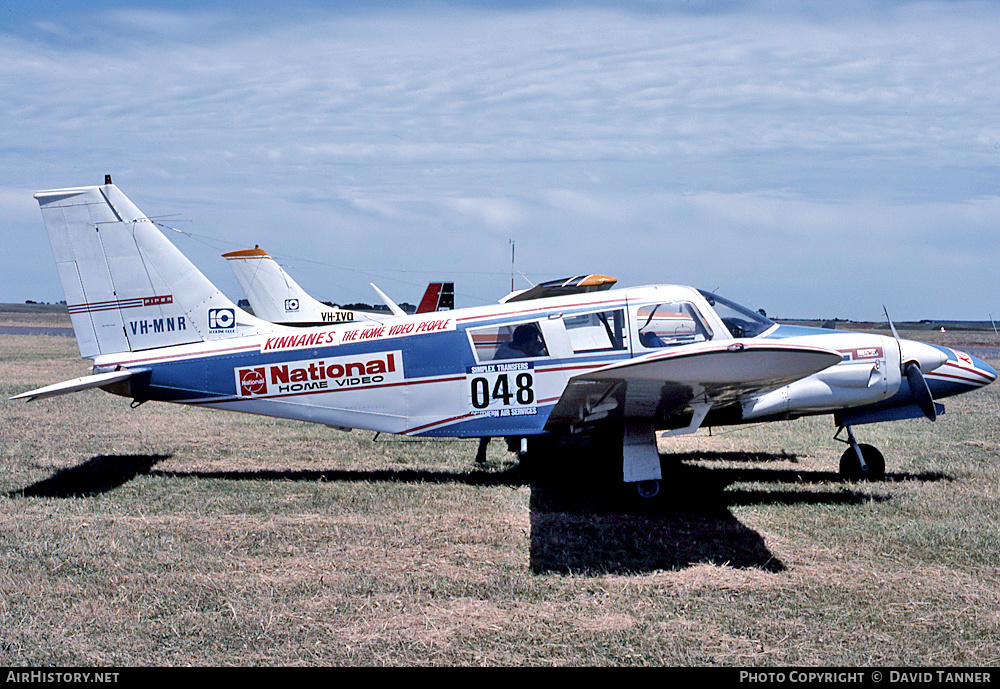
[416,282,455,313]
[223,247,371,325]
[35,182,268,358]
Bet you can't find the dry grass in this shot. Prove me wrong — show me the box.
[1,315,999,666]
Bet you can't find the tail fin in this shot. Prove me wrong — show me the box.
[223,247,371,326]
[416,282,455,313]
[35,181,269,359]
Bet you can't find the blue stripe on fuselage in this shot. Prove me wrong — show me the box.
[142,327,477,401]
[411,403,559,438]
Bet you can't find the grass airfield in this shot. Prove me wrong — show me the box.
[1,308,999,666]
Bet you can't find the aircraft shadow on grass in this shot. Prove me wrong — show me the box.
[526,451,950,575]
[8,454,170,498]
[9,449,951,576]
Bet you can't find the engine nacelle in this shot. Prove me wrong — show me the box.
[741,334,902,419]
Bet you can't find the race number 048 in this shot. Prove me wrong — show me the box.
[470,372,534,409]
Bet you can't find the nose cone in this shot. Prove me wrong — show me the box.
[898,338,949,372]
[924,346,997,399]
[982,359,998,384]
[962,351,998,386]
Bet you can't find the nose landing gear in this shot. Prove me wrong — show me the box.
[835,425,885,481]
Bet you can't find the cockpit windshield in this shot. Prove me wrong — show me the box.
[698,290,776,339]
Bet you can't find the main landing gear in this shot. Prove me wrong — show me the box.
[835,425,886,481]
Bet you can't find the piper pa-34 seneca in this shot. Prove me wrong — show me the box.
[14,180,996,498]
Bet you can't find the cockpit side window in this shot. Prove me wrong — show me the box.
[563,309,627,354]
[697,290,775,339]
[636,302,713,348]
[470,321,549,362]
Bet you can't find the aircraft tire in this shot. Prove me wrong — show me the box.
[635,479,661,500]
[839,444,885,481]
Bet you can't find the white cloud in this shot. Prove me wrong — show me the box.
[441,197,526,231]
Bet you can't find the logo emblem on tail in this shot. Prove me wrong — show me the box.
[208,308,235,331]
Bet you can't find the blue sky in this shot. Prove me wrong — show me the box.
[2,1,998,320]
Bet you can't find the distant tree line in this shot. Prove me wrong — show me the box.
[333,302,419,314]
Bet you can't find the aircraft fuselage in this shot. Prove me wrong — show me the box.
[90,285,995,441]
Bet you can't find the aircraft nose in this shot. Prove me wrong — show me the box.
[926,347,997,393]
[963,351,998,387]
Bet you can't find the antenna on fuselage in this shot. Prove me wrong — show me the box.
[370,283,407,318]
[510,239,515,292]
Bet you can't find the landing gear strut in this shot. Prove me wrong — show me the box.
[476,437,490,463]
[835,425,885,481]
[623,423,662,500]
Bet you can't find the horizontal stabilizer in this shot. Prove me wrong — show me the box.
[10,370,138,403]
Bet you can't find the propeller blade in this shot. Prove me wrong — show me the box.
[883,305,901,341]
[905,361,937,421]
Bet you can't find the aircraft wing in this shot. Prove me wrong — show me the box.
[500,275,616,303]
[545,340,843,429]
[10,370,141,403]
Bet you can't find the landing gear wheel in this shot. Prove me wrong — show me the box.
[839,444,885,481]
[635,479,661,500]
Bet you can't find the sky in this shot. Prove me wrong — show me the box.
[1,0,998,320]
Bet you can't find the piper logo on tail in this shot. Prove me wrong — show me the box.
[235,351,403,397]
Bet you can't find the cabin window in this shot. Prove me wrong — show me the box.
[469,321,549,362]
[562,309,627,354]
[636,302,713,348]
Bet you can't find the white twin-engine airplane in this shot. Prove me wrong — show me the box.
[14,180,996,499]
[222,246,454,326]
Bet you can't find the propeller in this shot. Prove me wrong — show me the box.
[904,360,937,421]
[884,305,937,422]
